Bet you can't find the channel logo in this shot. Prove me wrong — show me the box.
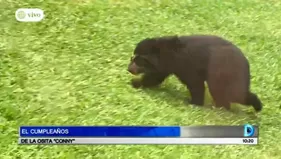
[15,8,44,22]
[244,124,255,137]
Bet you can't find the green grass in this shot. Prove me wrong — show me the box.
[1,0,281,158]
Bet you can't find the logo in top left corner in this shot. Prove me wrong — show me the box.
[15,8,44,22]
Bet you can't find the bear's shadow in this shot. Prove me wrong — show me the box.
[140,84,260,121]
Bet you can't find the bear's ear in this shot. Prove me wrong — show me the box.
[139,38,160,55]
[134,37,158,55]
[163,36,180,48]
[154,36,180,53]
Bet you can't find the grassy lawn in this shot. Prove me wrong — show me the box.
[1,0,281,158]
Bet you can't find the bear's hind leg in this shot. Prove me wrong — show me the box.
[214,94,231,110]
[208,82,231,110]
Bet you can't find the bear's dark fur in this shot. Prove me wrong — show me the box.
[127,35,262,112]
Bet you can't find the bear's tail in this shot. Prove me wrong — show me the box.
[246,92,263,112]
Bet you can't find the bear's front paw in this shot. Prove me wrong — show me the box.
[131,79,142,88]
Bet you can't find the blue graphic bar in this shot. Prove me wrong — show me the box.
[19,126,180,137]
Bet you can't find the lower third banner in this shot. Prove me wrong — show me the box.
[18,125,258,145]
[18,137,258,145]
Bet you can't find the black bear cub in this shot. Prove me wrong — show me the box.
[127,35,262,112]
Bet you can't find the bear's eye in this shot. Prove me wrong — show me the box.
[133,56,150,67]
